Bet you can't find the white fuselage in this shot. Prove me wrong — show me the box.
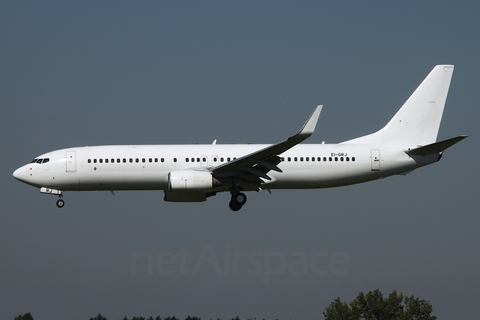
[11,65,464,210]
[13,143,437,193]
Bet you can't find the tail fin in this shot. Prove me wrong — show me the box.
[342,65,454,146]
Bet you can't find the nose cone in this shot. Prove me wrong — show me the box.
[13,166,26,182]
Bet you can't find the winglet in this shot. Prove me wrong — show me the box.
[297,105,322,138]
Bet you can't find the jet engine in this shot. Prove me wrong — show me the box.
[168,170,220,192]
[164,170,221,202]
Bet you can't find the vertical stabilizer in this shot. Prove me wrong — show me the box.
[342,65,454,146]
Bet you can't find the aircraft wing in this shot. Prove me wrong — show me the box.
[212,105,322,185]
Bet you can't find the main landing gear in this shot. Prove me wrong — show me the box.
[229,192,247,211]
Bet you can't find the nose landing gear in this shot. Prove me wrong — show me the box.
[56,197,65,208]
[40,187,65,208]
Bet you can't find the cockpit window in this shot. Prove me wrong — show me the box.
[31,158,50,164]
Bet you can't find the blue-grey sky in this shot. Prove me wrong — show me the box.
[1,1,479,319]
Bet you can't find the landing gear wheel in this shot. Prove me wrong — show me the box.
[229,200,242,211]
[233,192,247,206]
[56,199,65,208]
[229,192,247,211]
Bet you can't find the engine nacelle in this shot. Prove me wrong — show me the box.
[168,170,219,192]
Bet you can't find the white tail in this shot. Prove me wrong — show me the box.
[342,65,454,146]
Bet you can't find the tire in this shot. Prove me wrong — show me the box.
[56,199,65,208]
[229,200,242,211]
[232,192,247,206]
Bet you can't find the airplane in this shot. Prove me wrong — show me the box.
[13,65,467,211]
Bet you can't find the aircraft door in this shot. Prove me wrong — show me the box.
[371,149,380,171]
[66,151,77,172]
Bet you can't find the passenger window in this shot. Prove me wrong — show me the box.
[160,158,164,162]
[136,158,139,163]
[149,158,152,163]
[105,159,109,163]
[129,158,133,163]
[294,157,298,162]
[117,159,120,163]
[288,157,291,162]
[352,157,356,161]
[94,159,97,163]
[142,158,145,163]
[340,157,344,161]
[99,159,103,163]
[186,158,189,162]
[174,158,177,162]
[123,158,126,163]
[227,157,231,161]
[88,159,91,163]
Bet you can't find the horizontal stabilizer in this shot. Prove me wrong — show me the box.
[405,135,467,155]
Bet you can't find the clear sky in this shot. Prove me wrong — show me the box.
[1,1,479,319]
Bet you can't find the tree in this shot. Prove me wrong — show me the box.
[89,314,107,320]
[324,289,437,320]
[14,313,34,320]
